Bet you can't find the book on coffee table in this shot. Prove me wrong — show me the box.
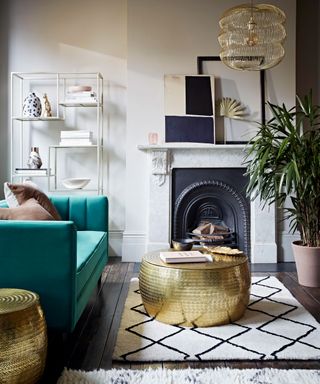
[160,250,208,264]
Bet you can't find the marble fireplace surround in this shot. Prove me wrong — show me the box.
[138,143,277,264]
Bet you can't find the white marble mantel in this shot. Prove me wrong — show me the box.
[138,143,277,263]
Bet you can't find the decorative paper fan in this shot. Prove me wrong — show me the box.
[218,97,247,120]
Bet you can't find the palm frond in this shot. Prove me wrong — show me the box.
[245,91,320,246]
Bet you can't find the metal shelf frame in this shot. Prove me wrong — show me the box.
[10,72,104,195]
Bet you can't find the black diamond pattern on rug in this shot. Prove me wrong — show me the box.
[113,276,320,362]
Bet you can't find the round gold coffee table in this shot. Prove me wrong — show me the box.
[139,250,250,327]
[0,289,47,383]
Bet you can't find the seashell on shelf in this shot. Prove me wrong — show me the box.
[218,97,247,120]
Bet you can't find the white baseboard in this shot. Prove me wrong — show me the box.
[108,230,124,257]
[122,232,147,262]
[111,230,299,262]
[251,243,277,263]
[278,232,300,262]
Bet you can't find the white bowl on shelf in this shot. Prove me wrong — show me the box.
[62,178,91,190]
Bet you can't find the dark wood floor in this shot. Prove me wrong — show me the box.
[41,258,320,383]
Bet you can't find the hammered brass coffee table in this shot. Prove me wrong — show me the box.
[139,250,250,327]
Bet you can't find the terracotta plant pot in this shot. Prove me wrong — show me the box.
[292,240,320,287]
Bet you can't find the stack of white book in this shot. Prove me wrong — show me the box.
[64,91,98,104]
[160,251,209,264]
[60,131,93,146]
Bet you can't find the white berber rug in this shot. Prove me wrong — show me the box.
[57,367,320,384]
[113,276,320,362]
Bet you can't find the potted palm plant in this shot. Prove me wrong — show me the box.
[245,92,320,287]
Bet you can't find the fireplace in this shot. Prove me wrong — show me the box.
[132,144,277,264]
[171,168,250,257]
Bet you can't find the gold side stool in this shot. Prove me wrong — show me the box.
[0,289,47,384]
[139,250,251,327]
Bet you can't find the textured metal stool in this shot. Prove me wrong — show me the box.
[139,250,251,327]
[0,289,47,383]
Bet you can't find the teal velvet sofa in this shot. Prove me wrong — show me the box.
[0,195,108,332]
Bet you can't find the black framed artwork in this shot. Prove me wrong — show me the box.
[164,74,216,144]
[197,56,266,144]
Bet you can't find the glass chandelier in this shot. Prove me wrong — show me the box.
[218,2,286,71]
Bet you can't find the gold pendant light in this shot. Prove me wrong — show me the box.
[218,1,286,70]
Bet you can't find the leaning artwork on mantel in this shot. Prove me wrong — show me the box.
[164,75,215,144]
[197,56,265,144]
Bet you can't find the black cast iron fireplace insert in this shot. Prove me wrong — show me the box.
[171,168,251,258]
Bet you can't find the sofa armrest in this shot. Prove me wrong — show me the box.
[0,220,77,330]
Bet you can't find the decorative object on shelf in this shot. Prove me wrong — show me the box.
[68,85,92,93]
[62,178,91,190]
[27,147,42,169]
[64,86,97,105]
[245,91,320,287]
[22,92,42,117]
[218,97,247,119]
[164,75,215,143]
[148,132,158,145]
[42,93,52,117]
[218,1,286,70]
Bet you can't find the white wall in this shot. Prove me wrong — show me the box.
[1,0,298,261]
[123,0,296,261]
[4,0,127,255]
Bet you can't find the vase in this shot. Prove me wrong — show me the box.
[27,147,42,169]
[23,92,42,117]
[292,240,320,287]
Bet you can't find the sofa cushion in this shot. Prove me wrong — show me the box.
[76,231,107,296]
[4,182,19,207]
[0,198,55,220]
[4,181,39,208]
[7,183,61,220]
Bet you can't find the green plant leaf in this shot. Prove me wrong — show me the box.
[245,90,320,246]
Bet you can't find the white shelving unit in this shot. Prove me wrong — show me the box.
[10,72,104,194]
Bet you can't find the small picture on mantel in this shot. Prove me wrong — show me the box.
[164,75,215,144]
